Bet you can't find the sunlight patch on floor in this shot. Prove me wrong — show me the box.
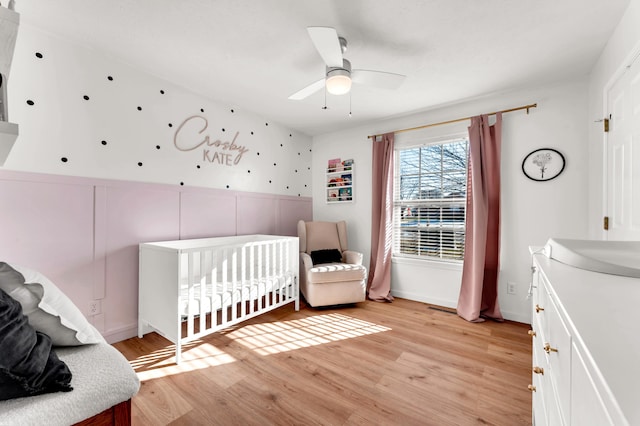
[132,341,237,381]
[129,313,390,381]
[226,313,391,355]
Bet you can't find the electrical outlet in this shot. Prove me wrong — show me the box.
[507,282,517,295]
[88,300,101,316]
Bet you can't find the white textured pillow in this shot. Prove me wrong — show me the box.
[0,263,104,346]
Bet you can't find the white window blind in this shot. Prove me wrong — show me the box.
[393,137,469,261]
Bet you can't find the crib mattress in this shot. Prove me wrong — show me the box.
[179,272,295,317]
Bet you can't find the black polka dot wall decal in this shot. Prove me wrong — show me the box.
[251,131,254,135]
[137,106,142,111]
[273,163,277,166]
[200,108,204,113]
[290,134,292,137]
[226,185,230,189]
[305,184,307,187]
[168,123,173,127]
[35,52,43,59]
[247,170,251,173]
[295,169,298,173]
[269,180,272,183]
[101,140,107,145]
[298,194,301,197]
[280,144,283,147]
[257,152,260,156]
[61,157,68,162]
[26,100,34,106]
[160,89,165,94]
[137,162,143,167]
[156,145,161,150]
[298,152,301,155]
[230,109,234,113]
[107,76,113,81]
[286,186,289,189]
[196,165,201,169]
[222,128,225,132]
[265,123,269,126]
[180,182,184,186]
[83,95,90,100]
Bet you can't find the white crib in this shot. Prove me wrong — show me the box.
[138,234,299,363]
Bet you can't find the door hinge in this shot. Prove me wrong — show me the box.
[604,216,609,230]
[604,118,609,132]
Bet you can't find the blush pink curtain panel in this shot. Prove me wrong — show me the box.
[367,132,394,302]
[457,113,504,322]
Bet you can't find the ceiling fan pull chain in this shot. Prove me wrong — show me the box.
[322,87,328,110]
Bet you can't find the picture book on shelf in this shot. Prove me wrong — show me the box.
[328,158,341,168]
[327,177,344,187]
[338,187,352,200]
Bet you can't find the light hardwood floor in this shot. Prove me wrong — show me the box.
[114,298,532,426]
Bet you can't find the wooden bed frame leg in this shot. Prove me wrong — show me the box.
[73,399,132,426]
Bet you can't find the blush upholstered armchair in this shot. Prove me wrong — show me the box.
[297,220,367,307]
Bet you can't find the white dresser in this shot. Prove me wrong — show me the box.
[529,248,639,426]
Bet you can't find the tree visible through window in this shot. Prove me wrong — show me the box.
[393,137,469,261]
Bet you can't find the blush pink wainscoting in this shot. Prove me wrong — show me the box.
[0,170,312,343]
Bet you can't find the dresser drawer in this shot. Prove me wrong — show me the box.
[532,340,564,426]
[535,273,572,424]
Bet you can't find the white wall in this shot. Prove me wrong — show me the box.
[4,24,312,196]
[313,79,590,323]
[587,1,640,239]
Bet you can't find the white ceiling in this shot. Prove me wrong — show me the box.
[15,0,630,136]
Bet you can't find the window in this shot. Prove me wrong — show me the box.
[393,136,469,261]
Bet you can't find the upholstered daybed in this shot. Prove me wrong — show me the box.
[0,262,140,426]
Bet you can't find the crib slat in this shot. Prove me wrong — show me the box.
[241,245,247,318]
[221,248,228,325]
[199,250,208,334]
[187,252,195,339]
[258,244,264,311]
[284,240,291,301]
[265,243,272,310]
[231,247,238,321]
[210,250,217,328]
[249,244,255,315]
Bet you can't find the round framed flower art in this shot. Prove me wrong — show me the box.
[522,148,565,182]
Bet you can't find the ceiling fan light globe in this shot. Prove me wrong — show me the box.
[326,73,352,95]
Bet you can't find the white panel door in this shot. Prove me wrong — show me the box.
[606,57,640,240]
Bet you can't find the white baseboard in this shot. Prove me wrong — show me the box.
[392,290,531,325]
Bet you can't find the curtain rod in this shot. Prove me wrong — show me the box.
[368,103,537,139]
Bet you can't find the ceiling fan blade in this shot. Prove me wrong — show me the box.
[288,78,325,100]
[307,26,343,68]
[352,70,406,90]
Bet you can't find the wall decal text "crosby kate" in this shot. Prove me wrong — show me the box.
[174,115,249,165]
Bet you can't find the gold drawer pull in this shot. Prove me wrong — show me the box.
[528,330,536,337]
[544,343,558,354]
[535,304,544,313]
[528,384,537,392]
[532,366,544,375]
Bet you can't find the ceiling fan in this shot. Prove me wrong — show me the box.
[288,27,406,100]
